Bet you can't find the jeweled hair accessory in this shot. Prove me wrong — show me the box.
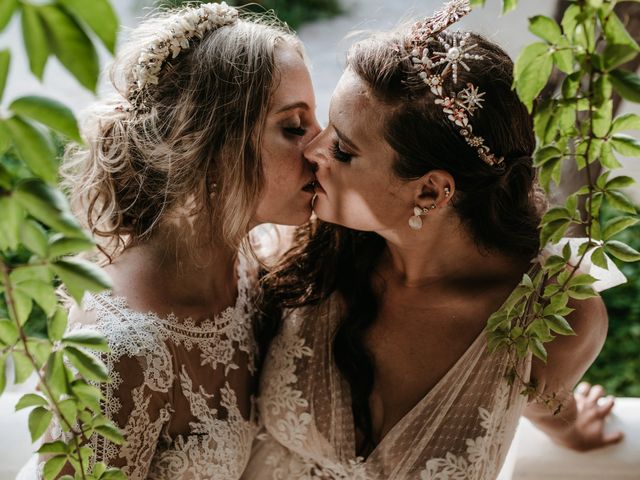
[127,2,238,112]
[407,0,504,168]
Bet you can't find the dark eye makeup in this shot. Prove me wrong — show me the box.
[284,126,307,136]
[331,141,353,163]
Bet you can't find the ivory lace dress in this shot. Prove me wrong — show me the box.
[242,240,625,480]
[18,253,260,480]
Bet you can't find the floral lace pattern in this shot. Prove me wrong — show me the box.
[25,253,260,480]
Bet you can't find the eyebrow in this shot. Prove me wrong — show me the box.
[333,125,360,153]
[275,101,310,114]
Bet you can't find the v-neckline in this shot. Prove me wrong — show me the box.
[360,261,541,460]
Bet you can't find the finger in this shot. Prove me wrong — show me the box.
[596,396,616,417]
[602,430,624,446]
[587,384,605,405]
[575,382,591,396]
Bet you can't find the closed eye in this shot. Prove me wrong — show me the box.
[331,141,353,163]
[284,127,306,136]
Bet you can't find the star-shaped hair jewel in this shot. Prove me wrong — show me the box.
[405,0,504,168]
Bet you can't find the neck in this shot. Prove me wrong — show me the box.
[378,214,526,288]
[108,221,239,310]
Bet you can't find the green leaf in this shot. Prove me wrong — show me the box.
[27,339,51,368]
[0,121,12,156]
[37,440,69,455]
[95,423,125,445]
[15,393,48,411]
[21,4,49,80]
[561,4,581,41]
[0,49,10,103]
[12,289,33,325]
[603,44,639,70]
[599,142,622,169]
[0,196,24,250]
[542,206,572,224]
[514,42,553,111]
[611,134,640,157]
[63,330,109,352]
[603,9,640,52]
[606,240,640,262]
[52,258,111,304]
[611,113,640,133]
[0,0,18,32]
[593,100,612,137]
[20,219,49,258]
[28,406,52,442]
[5,116,57,183]
[501,0,517,14]
[70,380,102,412]
[594,74,612,107]
[10,264,53,284]
[45,351,68,397]
[14,178,86,238]
[606,175,636,189]
[545,314,576,335]
[533,145,563,167]
[58,398,77,427]
[64,345,108,381]
[43,455,67,480]
[13,350,35,384]
[568,273,598,287]
[48,234,95,258]
[591,246,608,269]
[603,216,639,239]
[529,15,562,43]
[10,96,82,143]
[605,190,636,214]
[38,5,99,92]
[15,280,58,317]
[101,469,127,480]
[540,218,571,246]
[0,319,19,345]
[48,308,68,342]
[610,69,640,103]
[57,0,119,54]
[530,338,548,362]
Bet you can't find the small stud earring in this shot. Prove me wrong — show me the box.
[444,187,450,198]
[409,205,429,230]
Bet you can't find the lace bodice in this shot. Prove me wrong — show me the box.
[242,240,626,480]
[22,252,260,480]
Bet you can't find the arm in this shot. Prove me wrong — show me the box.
[41,305,169,479]
[523,295,624,451]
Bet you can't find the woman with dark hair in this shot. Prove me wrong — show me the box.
[244,1,623,478]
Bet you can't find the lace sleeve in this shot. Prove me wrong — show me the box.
[36,298,174,480]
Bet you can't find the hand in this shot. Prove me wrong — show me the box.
[564,382,624,451]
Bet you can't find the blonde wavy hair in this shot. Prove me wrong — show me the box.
[62,6,302,259]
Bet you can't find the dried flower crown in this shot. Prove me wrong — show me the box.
[127,2,239,112]
[407,0,504,168]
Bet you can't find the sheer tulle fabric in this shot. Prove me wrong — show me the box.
[243,240,625,480]
[17,253,260,480]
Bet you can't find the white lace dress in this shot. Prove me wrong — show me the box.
[18,253,260,480]
[242,240,625,480]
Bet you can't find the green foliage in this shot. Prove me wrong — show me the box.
[584,204,640,396]
[474,0,640,401]
[155,0,343,30]
[0,1,123,479]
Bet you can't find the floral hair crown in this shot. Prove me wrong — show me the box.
[407,0,504,168]
[127,2,239,113]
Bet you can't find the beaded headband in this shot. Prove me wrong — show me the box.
[407,0,504,168]
[127,2,239,113]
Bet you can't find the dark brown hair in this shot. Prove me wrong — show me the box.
[258,29,544,453]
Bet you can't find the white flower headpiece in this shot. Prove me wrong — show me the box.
[127,2,239,112]
[407,0,504,168]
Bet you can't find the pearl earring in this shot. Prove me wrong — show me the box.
[409,205,429,230]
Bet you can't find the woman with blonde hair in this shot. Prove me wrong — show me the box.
[18,2,320,479]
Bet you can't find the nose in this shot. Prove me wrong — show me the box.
[303,128,328,172]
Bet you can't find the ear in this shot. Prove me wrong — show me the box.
[413,169,455,209]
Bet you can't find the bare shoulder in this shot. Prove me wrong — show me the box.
[531,294,608,395]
